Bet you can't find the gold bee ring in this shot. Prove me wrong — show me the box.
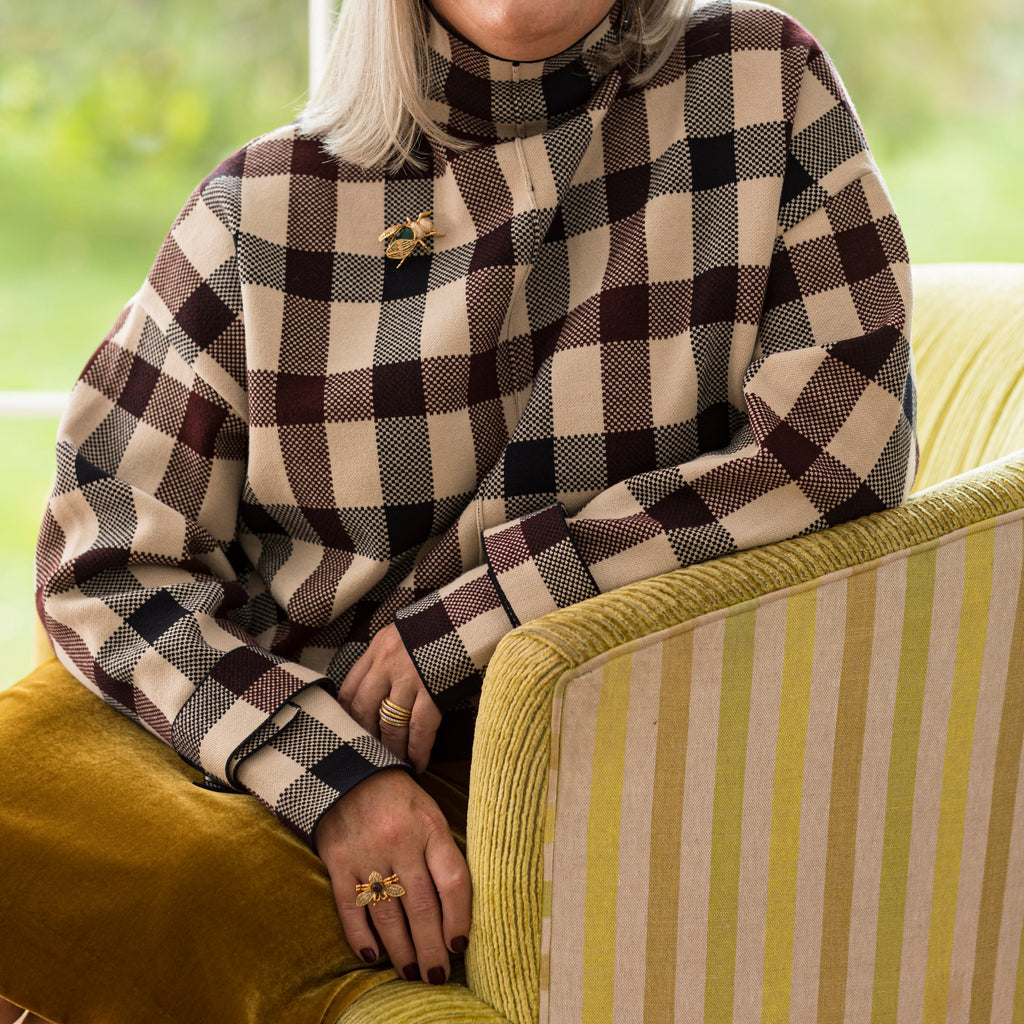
[379,697,413,728]
[356,871,406,907]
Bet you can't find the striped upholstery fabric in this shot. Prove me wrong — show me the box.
[465,447,1024,1024]
[540,511,1023,1023]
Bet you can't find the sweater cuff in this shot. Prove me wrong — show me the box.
[394,505,601,711]
[234,684,410,847]
[394,563,512,711]
[482,503,599,624]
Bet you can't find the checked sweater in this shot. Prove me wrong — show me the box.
[37,0,917,843]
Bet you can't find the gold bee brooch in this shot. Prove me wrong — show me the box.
[378,210,444,267]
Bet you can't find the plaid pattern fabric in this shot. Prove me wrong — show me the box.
[37,0,916,841]
[538,511,1024,1024]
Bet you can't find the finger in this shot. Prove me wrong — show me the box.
[366,876,421,980]
[342,667,391,737]
[378,682,422,764]
[406,695,442,774]
[380,866,451,985]
[337,646,371,710]
[377,714,410,764]
[350,677,390,736]
[332,871,384,968]
[425,829,472,956]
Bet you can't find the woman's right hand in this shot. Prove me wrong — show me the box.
[314,768,471,984]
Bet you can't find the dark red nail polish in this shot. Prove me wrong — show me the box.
[360,947,377,964]
[403,963,421,982]
[428,966,447,985]
[451,935,469,954]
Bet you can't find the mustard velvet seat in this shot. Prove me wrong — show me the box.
[2,263,1022,1023]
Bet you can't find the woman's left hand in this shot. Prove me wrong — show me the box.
[339,622,441,772]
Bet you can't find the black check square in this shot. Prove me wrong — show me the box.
[504,438,557,497]
[127,591,189,644]
[689,133,737,192]
[175,280,236,350]
[385,502,435,557]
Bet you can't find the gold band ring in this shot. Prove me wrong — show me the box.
[355,871,406,906]
[379,697,413,728]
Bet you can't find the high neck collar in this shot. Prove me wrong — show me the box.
[424,2,625,142]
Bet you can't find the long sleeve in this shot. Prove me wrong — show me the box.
[36,169,408,844]
[395,14,916,710]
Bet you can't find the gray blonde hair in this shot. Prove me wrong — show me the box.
[300,0,697,171]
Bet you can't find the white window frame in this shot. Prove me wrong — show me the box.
[308,0,334,94]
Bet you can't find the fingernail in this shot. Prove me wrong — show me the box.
[403,963,421,982]
[360,947,377,964]
[428,966,447,986]
[451,935,469,954]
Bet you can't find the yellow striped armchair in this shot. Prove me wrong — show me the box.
[2,264,1021,1023]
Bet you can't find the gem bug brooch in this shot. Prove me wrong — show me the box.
[378,210,444,267]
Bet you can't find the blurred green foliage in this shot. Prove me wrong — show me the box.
[1,0,1022,677]
[785,0,1024,264]
[786,0,1023,156]
[0,0,306,677]
[1,0,306,171]
[0,0,306,388]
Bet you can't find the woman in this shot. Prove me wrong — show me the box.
[0,0,916,1019]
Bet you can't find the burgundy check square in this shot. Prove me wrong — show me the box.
[175,280,236,350]
[119,357,160,419]
[835,223,890,284]
[373,361,427,419]
[275,373,327,426]
[600,284,650,341]
[762,419,823,478]
[179,393,228,458]
[649,483,719,531]
[284,249,334,302]
[606,429,658,483]
[692,266,740,326]
[605,164,653,223]
[289,136,341,180]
